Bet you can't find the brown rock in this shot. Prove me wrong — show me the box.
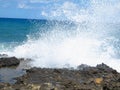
[40,83,55,90]
[94,78,103,84]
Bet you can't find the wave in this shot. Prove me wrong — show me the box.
[1,0,120,71]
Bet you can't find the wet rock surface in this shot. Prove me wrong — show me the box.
[0,56,31,84]
[0,57,20,68]
[0,56,120,90]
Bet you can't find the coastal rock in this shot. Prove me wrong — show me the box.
[0,57,20,68]
[13,63,120,90]
[0,63,120,90]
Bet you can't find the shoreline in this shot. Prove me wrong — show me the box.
[0,56,120,90]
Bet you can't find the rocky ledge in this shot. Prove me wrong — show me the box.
[0,57,20,68]
[0,56,120,90]
[13,63,120,90]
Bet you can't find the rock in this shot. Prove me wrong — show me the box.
[103,84,110,90]
[0,83,11,90]
[27,84,41,90]
[94,78,103,84]
[53,69,61,74]
[0,57,20,68]
[77,64,90,70]
[96,63,117,74]
[0,63,120,90]
[0,83,6,89]
[40,83,55,90]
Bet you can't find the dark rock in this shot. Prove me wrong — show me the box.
[0,63,120,90]
[77,64,90,70]
[53,69,61,73]
[103,85,110,90]
[13,63,120,89]
[97,63,110,69]
[111,70,118,74]
[117,78,120,82]
[0,57,20,68]
[0,83,5,89]
[96,63,115,73]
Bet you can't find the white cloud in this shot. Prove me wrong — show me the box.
[30,0,59,3]
[16,0,63,10]
[30,0,48,3]
[17,0,56,9]
[18,3,33,9]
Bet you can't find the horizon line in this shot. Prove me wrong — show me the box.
[0,17,47,20]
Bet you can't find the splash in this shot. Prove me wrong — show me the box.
[4,0,120,71]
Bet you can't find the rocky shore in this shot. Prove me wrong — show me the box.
[0,56,120,90]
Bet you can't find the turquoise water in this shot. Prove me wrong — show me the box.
[0,18,31,43]
[0,18,50,43]
[0,18,50,50]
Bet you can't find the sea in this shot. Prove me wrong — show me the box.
[0,1,120,72]
[0,18,47,50]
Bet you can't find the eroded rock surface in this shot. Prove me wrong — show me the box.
[14,63,120,90]
[0,62,120,90]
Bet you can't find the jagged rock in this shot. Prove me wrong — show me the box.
[77,64,90,70]
[0,63,120,90]
[12,63,120,90]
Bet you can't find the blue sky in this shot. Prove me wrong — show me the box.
[0,0,89,19]
[1,0,119,20]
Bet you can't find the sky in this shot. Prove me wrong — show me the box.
[0,0,119,20]
[0,0,89,19]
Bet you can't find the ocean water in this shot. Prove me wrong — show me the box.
[0,18,47,50]
[0,1,120,71]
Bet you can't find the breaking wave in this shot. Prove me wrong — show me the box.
[2,0,120,71]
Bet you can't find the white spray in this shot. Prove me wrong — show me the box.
[5,0,120,71]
